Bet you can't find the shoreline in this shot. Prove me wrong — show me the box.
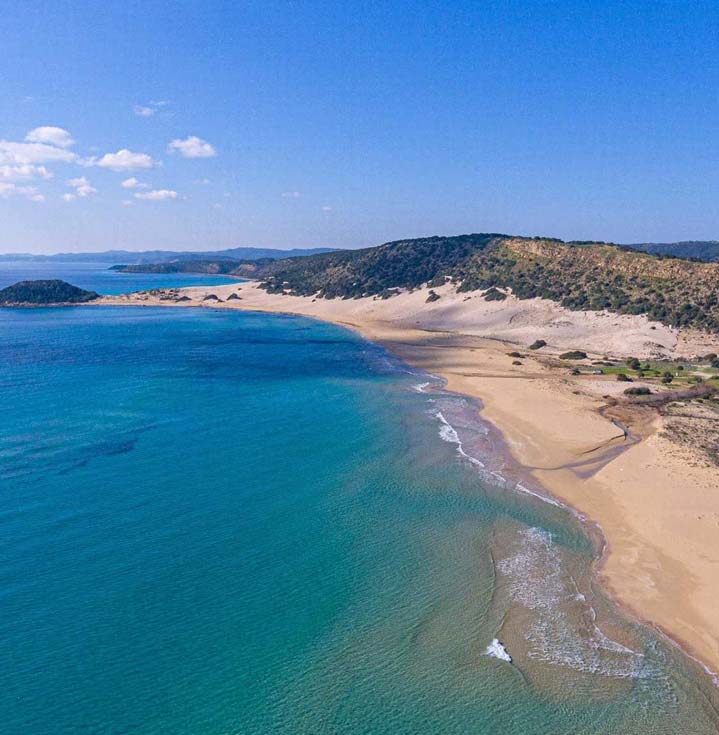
[96,281,719,683]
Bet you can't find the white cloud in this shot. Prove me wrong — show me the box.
[282,191,301,198]
[0,164,52,182]
[96,149,156,171]
[67,176,97,197]
[0,182,44,201]
[321,205,333,212]
[195,177,211,185]
[121,176,149,189]
[0,140,76,165]
[25,126,75,148]
[62,193,76,202]
[134,188,178,201]
[167,136,216,158]
[121,199,133,207]
[133,100,170,117]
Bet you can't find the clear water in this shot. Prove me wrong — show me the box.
[1,271,717,733]
[0,260,238,294]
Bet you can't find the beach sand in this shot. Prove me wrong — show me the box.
[102,281,719,678]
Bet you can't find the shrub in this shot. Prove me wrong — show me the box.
[512,360,523,366]
[425,289,441,303]
[662,375,673,384]
[484,287,507,301]
[507,351,522,358]
[624,386,651,395]
[617,373,632,382]
[529,339,547,350]
[560,350,588,360]
[626,357,641,370]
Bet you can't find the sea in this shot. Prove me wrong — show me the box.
[1,262,717,734]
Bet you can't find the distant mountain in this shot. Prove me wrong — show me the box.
[0,279,99,305]
[623,241,719,262]
[0,246,337,264]
[110,259,271,275]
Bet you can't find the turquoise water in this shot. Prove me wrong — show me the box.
[0,260,238,294]
[1,294,718,732]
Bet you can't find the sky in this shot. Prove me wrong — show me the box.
[2,1,719,253]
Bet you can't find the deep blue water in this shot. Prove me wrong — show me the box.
[0,260,238,294]
[1,269,717,733]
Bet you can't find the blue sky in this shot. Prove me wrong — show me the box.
[2,1,719,253]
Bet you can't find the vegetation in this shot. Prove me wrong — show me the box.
[529,339,547,350]
[483,287,507,301]
[0,280,99,305]
[625,241,719,262]
[426,289,441,303]
[560,350,588,360]
[624,387,652,396]
[118,233,719,333]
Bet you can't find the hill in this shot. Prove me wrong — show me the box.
[110,259,267,275]
[253,234,719,332]
[0,280,99,305]
[0,246,336,264]
[624,241,719,261]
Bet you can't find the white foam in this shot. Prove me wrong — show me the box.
[497,527,665,682]
[433,410,485,468]
[514,482,565,509]
[413,381,430,393]
[485,638,512,663]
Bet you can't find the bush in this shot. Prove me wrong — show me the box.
[662,375,673,384]
[484,287,507,301]
[529,339,547,350]
[617,373,632,382]
[560,350,588,360]
[512,360,523,366]
[425,289,441,303]
[507,351,522,358]
[624,387,651,395]
[626,357,641,370]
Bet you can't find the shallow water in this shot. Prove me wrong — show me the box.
[1,297,717,732]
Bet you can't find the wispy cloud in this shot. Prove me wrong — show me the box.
[133,100,171,117]
[121,176,149,189]
[167,136,216,158]
[66,176,96,197]
[0,182,44,201]
[282,191,301,198]
[0,164,52,182]
[134,188,178,201]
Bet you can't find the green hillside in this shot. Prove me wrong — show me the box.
[254,234,719,332]
[0,280,99,305]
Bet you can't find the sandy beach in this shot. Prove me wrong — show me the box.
[103,280,719,679]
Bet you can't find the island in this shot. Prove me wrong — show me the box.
[0,279,99,306]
